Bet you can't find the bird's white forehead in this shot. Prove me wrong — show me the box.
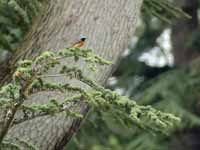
[80,35,87,39]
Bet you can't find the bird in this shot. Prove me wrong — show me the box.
[70,36,86,48]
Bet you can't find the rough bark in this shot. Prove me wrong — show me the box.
[172,0,199,66]
[0,0,143,149]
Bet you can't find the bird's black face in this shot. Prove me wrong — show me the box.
[81,37,86,41]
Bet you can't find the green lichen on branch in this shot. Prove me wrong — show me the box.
[1,138,38,150]
[0,47,180,148]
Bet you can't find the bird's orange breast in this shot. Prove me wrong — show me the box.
[72,41,85,48]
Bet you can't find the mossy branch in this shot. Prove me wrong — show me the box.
[0,47,180,148]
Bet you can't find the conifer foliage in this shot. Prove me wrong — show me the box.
[0,0,42,52]
[0,47,180,149]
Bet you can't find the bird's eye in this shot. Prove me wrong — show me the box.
[81,37,86,41]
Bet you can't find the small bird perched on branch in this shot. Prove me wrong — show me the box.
[71,36,86,48]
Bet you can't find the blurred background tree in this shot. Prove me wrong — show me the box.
[0,0,43,63]
[0,0,200,150]
[67,0,200,150]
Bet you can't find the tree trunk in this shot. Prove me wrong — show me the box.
[0,0,143,149]
[172,0,199,66]
[170,1,200,150]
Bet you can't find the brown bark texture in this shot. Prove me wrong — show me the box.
[170,0,200,150]
[172,0,200,66]
[0,0,143,149]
